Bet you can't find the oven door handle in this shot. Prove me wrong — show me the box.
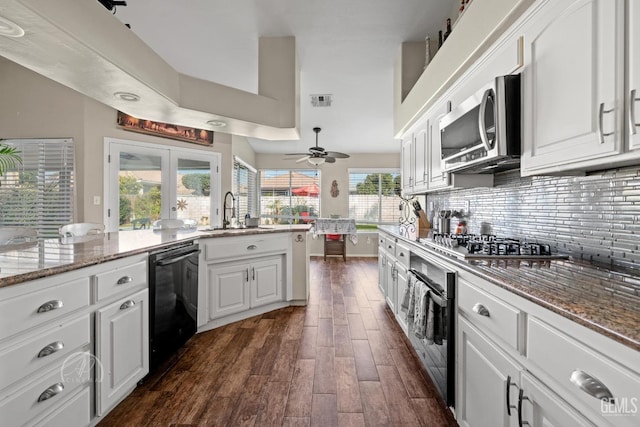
[155,249,201,266]
[410,270,446,307]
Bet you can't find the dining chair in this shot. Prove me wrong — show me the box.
[59,222,105,237]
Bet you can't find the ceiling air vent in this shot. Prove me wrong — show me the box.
[310,94,332,107]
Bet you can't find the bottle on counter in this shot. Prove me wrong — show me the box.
[443,18,452,42]
[455,220,467,235]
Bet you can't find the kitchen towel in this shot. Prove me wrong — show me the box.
[414,284,429,339]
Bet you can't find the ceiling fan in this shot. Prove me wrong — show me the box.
[285,127,350,166]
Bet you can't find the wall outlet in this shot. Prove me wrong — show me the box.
[465,200,470,213]
[366,236,371,244]
[93,196,101,205]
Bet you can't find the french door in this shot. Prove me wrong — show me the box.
[105,138,220,232]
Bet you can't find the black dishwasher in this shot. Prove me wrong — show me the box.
[148,241,200,372]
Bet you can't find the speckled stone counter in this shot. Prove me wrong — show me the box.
[379,226,640,352]
[0,225,311,288]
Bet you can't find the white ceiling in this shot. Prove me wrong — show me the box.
[114,0,453,155]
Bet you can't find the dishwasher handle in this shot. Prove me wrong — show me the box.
[155,249,201,266]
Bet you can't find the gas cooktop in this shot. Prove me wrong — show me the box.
[418,233,570,261]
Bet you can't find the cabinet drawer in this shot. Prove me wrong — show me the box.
[458,278,521,350]
[0,278,90,342]
[528,317,640,426]
[0,352,91,427]
[95,259,147,301]
[377,233,385,247]
[203,234,289,261]
[32,387,90,427]
[395,242,410,269]
[383,236,396,253]
[0,314,90,391]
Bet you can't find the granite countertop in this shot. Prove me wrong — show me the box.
[0,225,311,288]
[379,226,640,352]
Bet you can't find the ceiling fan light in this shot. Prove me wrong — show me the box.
[307,157,325,166]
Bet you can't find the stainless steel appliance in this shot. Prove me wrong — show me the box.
[405,254,456,408]
[440,74,521,173]
[420,233,568,261]
[148,241,200,372]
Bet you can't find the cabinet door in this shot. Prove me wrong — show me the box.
[207,262,250,320]
[519,372,596,427]
[413,124,429,191]
[427,103,450,190]
[377,249,387,295]
[385,258,397,312]
[395,263,409,334]
[457,317,520,427]
[401,135,414,194]
[629,0,640,150]
[96,288,149,416]
[250,256,282,308]
[522,0,624,174]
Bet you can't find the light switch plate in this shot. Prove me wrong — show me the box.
[93,196,101,205]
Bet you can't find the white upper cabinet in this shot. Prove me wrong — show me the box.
[521,0,626,175]
[401,134,414,195]
[427,102,449,190]
[628,0,640,151]
[413,124,429,192]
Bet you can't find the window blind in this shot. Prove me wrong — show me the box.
[259,169,320,224]
[348,169,400,224]
[0,139,75,237]
[233,156,257,220]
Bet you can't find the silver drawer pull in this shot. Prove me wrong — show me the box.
[37,300,64,313]
[472,303,490,317]
[37,383,64,403]
[570,369,615,402]
[117,275,133,285]
[37,341,64,358]
[247,244,257,250]
[399,252,405,257]
[119,300,136,310]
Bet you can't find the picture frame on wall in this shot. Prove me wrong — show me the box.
[117,111,214,146]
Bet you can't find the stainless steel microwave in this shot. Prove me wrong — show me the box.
[439,74,521,173]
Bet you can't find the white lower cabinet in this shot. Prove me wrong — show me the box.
[95,288,149,416]
[394,262,408,333]
[457,316,521,427]
[207,255,284,321]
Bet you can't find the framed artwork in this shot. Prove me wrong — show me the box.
[117,111,214,146]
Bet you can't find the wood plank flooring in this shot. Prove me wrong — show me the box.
[99,257,458,427]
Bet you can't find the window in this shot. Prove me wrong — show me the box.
[348,169,401,224]
[0,138,75,237]
[259,170,320,224]
[232,156,258,220]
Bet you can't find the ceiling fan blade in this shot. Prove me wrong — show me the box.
[295,156,310,163]
[325,151,350,159]
[324,156,336,163]
[285,153,311,156]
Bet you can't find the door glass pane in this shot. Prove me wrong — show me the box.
[119,152,163,230]
[176,158,211,226]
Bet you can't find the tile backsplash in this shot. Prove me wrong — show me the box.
[426,166,640,270]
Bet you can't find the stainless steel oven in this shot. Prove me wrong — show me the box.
[440,74,521,173]
[406,253,456,408]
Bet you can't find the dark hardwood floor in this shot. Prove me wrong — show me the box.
[99,257,458,426]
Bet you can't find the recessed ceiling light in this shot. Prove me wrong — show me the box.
[207,120,227,128]
[0,16,25,38]
[114,92,140,102]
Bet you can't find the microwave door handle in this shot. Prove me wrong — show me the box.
[478,88,494,152]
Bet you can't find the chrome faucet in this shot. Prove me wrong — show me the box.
[223,191,236,229]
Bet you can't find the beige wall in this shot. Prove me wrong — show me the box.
[0,58,233,224]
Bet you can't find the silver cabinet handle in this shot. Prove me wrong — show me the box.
[517,389,531,427]
[570,369,615,402]
[247,245,257,250]
[252,267,255,281]
[598,102,615,144]
[37,300,63,313]
[117,275,133,285]
[478,88,495,152]
[37,383,64,403]
[119,300,136,310]
[472,303,490,317]
[399,252,405,257]
[629,89,639,135]
[246,269,249,282]
[37,341,64,358]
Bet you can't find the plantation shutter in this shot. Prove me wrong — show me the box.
[233,156,257,219]
[0,138,75,237]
